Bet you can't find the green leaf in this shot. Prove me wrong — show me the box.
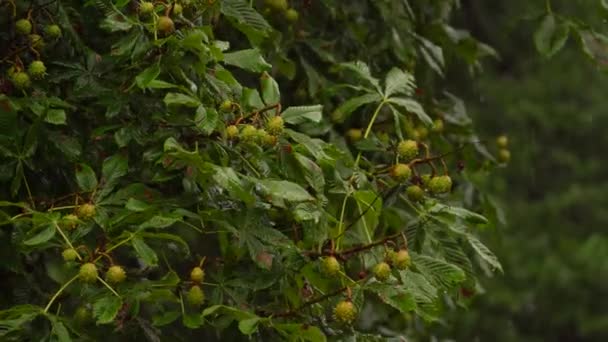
[92,295,122,324]
[260,72,280,105]
[259,180,314,202]
[45,109,67,125]
[48,315,72,342]
[125,198,151,212]
[430,203,489,224]
[223,49,271,72]
[534,14,570,58]
[139,232,190,256]
[220,0,271,32]
[332,93,381,122]
[97,154,128,200]
[135,63,161,89]
[194,106,218,135]
[384,68,415,98]
[210,165,255,205]
[273,323,327,342]
[367,283,416,314]
[139,215,181,229]
[0,305,41,337]
[294,153,325,193]
[281,105,323,125]
[338,61,382,93]
[353,190,382,239]
[75,163,97,192]
[387,98,432,126]
[23,224,55,246]
[238,317,261,335]
[163,93,200,107]
[416,35,445,76]
[100,13,133,32]
[467,234,503,273]
[132,237,158,266]
[413,254,466,288]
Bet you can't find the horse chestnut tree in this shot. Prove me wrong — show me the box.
[0,1,506,341]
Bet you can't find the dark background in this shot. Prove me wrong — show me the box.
[431,1,608,341]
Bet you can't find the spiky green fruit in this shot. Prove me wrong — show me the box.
[77,203,96,219]
[28,61,46,79]
[406,185,424,202]
[62,248,79,262]
[79,263,98,283]
[428,175,452,194]
[44,24,62,38]
[266,116,284,135]
[265,0,288,11]
[416,126,429,140]
[226,125,239,139]
[219,99,233,112]
[240,125,258,142]
[390,163,411,182]
[106,265,126,284]
[262,132,278,147]
[373,262,391,281]
[15,19,32,35]
[498,149,511,163]
[74,306,92,324]
[61,214,79,230]
[187,285,205,306]
[11,72,31,89]
[139,1,155,15]
[421,174,432,186]
[190,266,205,283]
[157,16,174,34]
[333,300,357,324]
[29,34,44,49]
[173,3,183,15]
[391,250,411,270]
[321,256,340,276]
[432,119,444,133]
[496,135,509,148]
[397,140,419,161]
[347,128,363,142]
[285,8,299,23]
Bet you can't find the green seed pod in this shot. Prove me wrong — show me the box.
[106,265,126,284]
[333,300,357,324]
[390,163,412,182]
[397,140,419,161]
[321,256,340,276]
[406,185,424,202]
[15,19,32,35]
[79,263,98,283]
[373,262,391,281]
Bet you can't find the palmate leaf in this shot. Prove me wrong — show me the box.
[413,254,466,289]
[384,68,416,98]
[467,234,503,273]
[387,98,432,126]
[337,61,382,94]
[220,0,271,32]
[0,305,41,337]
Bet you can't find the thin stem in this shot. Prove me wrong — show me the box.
[179,292,185,315]
[97,276,121,298]
[104,233,134,255]
[44,275,79,313]
[53,222,82,261]
[48,205,77,211]
[21,167,35,209]
[336,101,386,251]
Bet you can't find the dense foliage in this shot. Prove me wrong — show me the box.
[2,0,599,341]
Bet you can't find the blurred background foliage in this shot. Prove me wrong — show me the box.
[425,0,608,341]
